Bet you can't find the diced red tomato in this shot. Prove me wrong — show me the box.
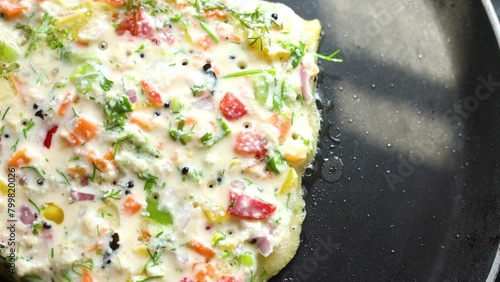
[115,7,155,39]
[234,131,267,158]
[219,92,247,121]
[43,125,58,149]
[227,189,276,220]
[179,278,195,282]
[140,80,163,106]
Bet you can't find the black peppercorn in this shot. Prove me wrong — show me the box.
[109,233,120,251]
[35,110,45,120]
[37,179,44,185]
[33,104,38,110]
[43,222,52,229]
[163,102,170,108]
[202,63,212,72]
[271,13,278,20]
[181,167,189,175]
[126,180,134,188]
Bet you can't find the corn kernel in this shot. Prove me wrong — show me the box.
[280,168,298,195]
[202,202,229,224]
[42,203,64,224]
[0,180,8,195]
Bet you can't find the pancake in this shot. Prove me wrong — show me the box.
[0,0,322,281]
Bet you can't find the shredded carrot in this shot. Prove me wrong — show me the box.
[138,228,152,242]
[211,65,221,77]
[103,151,114,161]
[184,116,197,126]
[58,92,73,117]
[123,196,142,216]
[0,1,28,19]
[7,74,26,102]
[74,117,98,141]
[197,35,213,51]
[157,141,166,151]
[63,117,99,147]
[204,9,227,21]
[98,226,108,236]
[270,114,291,142]
[229,34,240,43]
[130,114,154,131]
[81,268,94,282]
[193,263,217,282]
[188,240,216,261]
[87,150,106,171]
[8,148,31,168]
[86,243,100,253]
[74,40,90,47]
[68,166,87,178]
[62,132,83,147]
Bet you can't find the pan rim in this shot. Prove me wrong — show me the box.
[482,0,500,49]
[481,2,500,282]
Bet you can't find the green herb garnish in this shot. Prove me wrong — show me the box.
[169,116,194,145]
[101,188,121,201]
[315,49,343,63]
[222,68,276,78]
[104,94,133,130]
[21,166,46,180]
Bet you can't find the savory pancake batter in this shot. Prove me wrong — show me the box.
[0,0,325,281]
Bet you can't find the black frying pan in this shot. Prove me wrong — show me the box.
[268,0,500,281]
[2,1,500,281]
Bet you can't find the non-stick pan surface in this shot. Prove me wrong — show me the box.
[2,1,500,282]
[269,0,500,281]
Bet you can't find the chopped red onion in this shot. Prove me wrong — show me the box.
[80,175,89,186]
[256,236,273,257]
[126,89,137,103]
[71,190,95,201]
[175,252,189,265]
[180,214,190,230]
[300,63,312,101]
[192,95,213,111]
[20,205,35,226]
[42,229,53,240]
[230,180,246,191]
